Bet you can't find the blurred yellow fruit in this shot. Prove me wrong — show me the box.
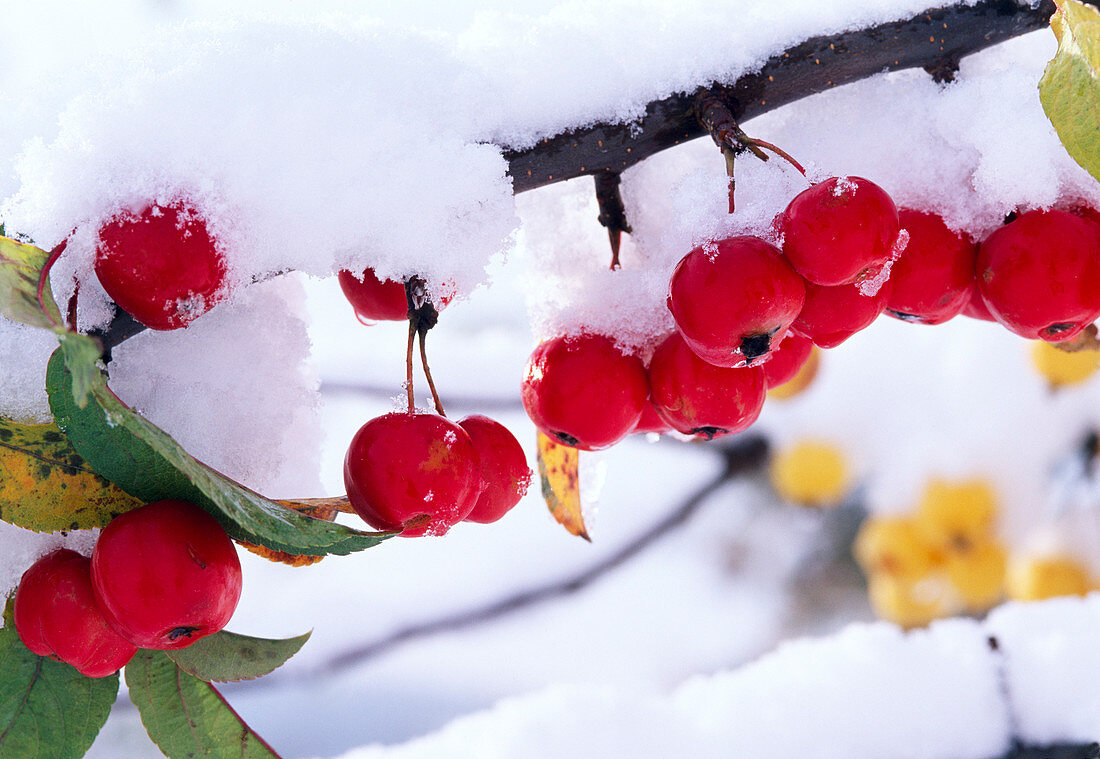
[855,516,943,580]
[915,478,998,553]
[1006,554,1092,601]
[945,539,1006,611]
[1030,340,1100,389]
[766,346,820,401]
[769,439,849,507]
[867,573,953,629]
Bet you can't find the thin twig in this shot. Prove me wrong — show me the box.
[405,318,416,413]
[418,328,445,416]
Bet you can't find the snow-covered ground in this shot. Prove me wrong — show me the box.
[4,1,1100,757]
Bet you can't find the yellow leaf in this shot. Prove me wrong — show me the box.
[240,496,351,565]
[0,419,142,532]
[536,431,589,541]
[0,235,62,329]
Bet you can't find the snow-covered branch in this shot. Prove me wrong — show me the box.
[504,0,1065,193]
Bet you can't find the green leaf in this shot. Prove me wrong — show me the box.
[127,649,281,759]
[0,418,142,532]
[0,235,63,329]
[0,595,119,759]
[165,630,310,682]
[46,348,395,556]
[1040,0,1100,182]
[57,332,106,410]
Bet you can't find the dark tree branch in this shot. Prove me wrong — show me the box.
[594,171,631,269]
[505,0,1063,192]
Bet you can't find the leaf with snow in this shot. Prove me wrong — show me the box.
[0,418,142,533]
[537,431,589,541]
[1040,0,1100,183]
[46,348,396,556]
[0,235,62,330]
[127,649,281,759]
[0,595,118,759]
[165,630,310,683]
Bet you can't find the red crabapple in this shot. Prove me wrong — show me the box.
[792,279,891,349]
[458,415,532,524]
[647,332,766,440]
[761,333,814,389]
[886,210,977,325]
[521,333,649,450]
[779,176,900,287]
[667,236,805,366]
[91,500,242,649]
[338,268,409,323]
[632,401,672,435]
[344,412,482,536]
[14,549,137,677]
[94,202,227,330]
[976,209,1100,341]
[962,283,996,322]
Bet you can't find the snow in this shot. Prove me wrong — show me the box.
[3,1,1100,758]
[328,614,1013,759]
[987,596,1100,744]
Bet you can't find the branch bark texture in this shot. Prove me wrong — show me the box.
[504,0,1063,192]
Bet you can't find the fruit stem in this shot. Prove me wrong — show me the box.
[695,90,805,201]
[418,328,446,416]
[36,238,68,328]
[405,317,416,414]
[594,172,632,270]
[744,138,807,177]
[403,276,444,414]
[66,279,79,331]
[722,146,737,214]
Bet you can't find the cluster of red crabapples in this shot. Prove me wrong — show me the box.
[82,186,1100,533]
[337,269,533,537]
[14,500,242,677]
[520,176,1100,452]
[90,199,534,540]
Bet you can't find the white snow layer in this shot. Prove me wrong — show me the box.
[334,595,1100,759]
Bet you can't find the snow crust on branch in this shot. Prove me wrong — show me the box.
[335,595,1100,759]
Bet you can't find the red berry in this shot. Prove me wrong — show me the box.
[338,268,409,323]
[458,415,531,524]
[94,202,227,330]
[91,500,242,650]
[521,333,649,450]
[792,280,891,349]
[962,283,996,322]
[667,236,805,366]
[344,412,481,536]
[647,332,766,440]
[976,209,1100,341]
[780,176,900,287]
[886,210,977,325]
[632,401,672,435]
[761,333,814,388]
[14,549,137,677]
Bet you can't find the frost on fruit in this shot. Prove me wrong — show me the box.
[831,175,858,197]
[857,229,908,297]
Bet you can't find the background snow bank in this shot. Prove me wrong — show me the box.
[335,595,1100,759]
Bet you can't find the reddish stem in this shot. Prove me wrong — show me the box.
[67,279,80,331]
[745,138,806,177]
[36,239,68,327]
[418,329,445,416]
[405,318,416,414]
